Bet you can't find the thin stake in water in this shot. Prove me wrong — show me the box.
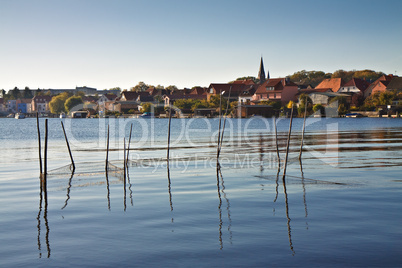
[61,121,75,171]
[36,112,43,175]
[283,105,294,178]
[299,97,308,160]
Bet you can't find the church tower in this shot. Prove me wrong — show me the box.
[257,57,266,84]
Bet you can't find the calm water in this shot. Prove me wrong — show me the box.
[1,117,402,267]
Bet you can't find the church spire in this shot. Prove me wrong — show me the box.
[258,56,266,84]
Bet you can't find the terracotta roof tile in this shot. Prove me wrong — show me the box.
[315,78,344,92]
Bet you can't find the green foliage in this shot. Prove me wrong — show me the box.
[173,99,195,110]
[10,87,21,99]
[191,100,209,111]
[232,76,259,84]
[364,91,396,107]
[140,102,152,113]
[289,70,331,87]
[49,95,66,114]
[313,104,324,114]
[332,69,384,82]
[75,91,85,98]
[23,87,33,98]
[64,96,83,113]
[258,100,282,110]
[166,85,178,92]
[131,82,150,92]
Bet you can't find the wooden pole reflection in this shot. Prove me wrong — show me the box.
[283,105,294,179]
[216,162,223,250]
[300,159,309,229]
[37,175,51,258]
[282,175,295,255]
[61,171,75,209]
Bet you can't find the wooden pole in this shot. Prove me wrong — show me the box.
[105,124,109,174]
[123,137,127,211]
[274,116,280,168]
[299,98,308,160]
[36,112,43,175]
[218,86,232,157]
[127,123,133,168]
[123,137,126,181]
[61,121,75,171]
[167,105,172,161]
[216,91,223,160]
[43,119,48,192]
[282,105,294,178]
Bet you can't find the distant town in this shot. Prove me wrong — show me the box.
[1,58,401,119]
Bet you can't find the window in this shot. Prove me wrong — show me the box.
[266,86,274,91]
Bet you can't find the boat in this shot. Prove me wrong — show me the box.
[60,112,66,118]
[345,113,364,118]
[140,112,154,118]
[15,113,25,119]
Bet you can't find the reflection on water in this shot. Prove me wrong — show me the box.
[10,118,399,266]
[37,177,50,258]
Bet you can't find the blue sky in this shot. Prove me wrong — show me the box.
[1,0,401,91]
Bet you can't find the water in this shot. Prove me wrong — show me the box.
[0,117,402,267]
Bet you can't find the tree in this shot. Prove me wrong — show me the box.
[289,70,330,87]
[166,85,178,93]
[64,96,83,113]
[313,104,324,114]
[10,87,21,99]
[351,93,364,109]
[140,102,152,113]
[49,95,66,114]
[23,87,33,98]
[131,82,150,92]
[232,76,259,84]
[75,91,85,98]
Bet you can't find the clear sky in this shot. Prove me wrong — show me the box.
[1,0,401,91]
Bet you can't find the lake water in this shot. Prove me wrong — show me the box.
[0,117,401,267]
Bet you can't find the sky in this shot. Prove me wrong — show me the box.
[1,0,401,91]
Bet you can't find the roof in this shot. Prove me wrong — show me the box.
[309,92,350,97]
[315,78,344,92]
[209,83,257,96]
[365,74,395,94]
[103,93,117,100]
[255,78,297,94]
[231,80,256,85]
[386,77,402,90]
[33,95,53,102]
[120,91,149,101]
[189,87,208,95]
[297,88,332,95]
[343,78,370,92]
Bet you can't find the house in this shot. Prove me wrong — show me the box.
[252,78,299,105]
[208,83,258,102]
[298,88,333,105]
[304,91,349,106]
[364,75,395,98]
[315,78,344,93]
[164,94,205,107]
[6,99,17,113]
[97,93,117,113]
[338,78,370,94]
[238,86,257,105]
[0,98,5,112]
[119,91,150,101]
[236,104,274,118]
[386,77,402,91]
[76,86,97,95]
[16,98,33,113]
[32,95,52,113]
